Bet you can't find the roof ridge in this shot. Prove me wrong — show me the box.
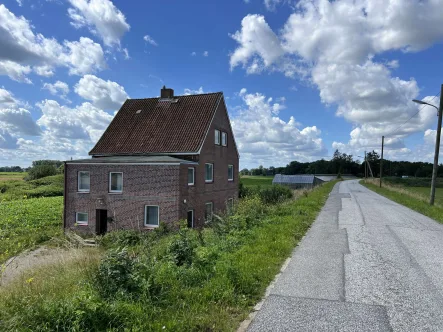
[128,91,223,100]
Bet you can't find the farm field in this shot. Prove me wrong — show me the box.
[240,175,273,187]
[0,172,26,181]
[0,196,63,263]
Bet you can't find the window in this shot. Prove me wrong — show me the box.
[144,205,159,227]
[205,163,213,182]
[228,165,234,181]
[188,167,195,186]
[215,129,221,145]
[76,212,88,225]
[205,202,213,222]
[222,132,227,146]
[78,171,90,192]
[109,172,123,193]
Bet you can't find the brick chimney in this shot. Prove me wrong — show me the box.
[161,85,174,99]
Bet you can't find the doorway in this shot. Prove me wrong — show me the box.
[187,210,194,228]
[96,209,108,235]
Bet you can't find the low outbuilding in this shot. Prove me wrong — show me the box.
[272,174,325,189]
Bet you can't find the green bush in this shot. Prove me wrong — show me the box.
[167,228,198,266]
[27,165,57,180]
[95,248,141,299]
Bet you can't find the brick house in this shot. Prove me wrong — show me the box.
[64,87,239,234]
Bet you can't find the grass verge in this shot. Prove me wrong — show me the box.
[0,182,336,331]
[361,179,443,224]
[0,196,63,263]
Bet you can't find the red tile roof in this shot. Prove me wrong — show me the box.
[89,92,223,156]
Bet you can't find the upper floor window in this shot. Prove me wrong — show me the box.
[188,167,195,186]
[228,165,234,181]
[78,171,90,192]
[215,129,221,145]
[205,163,214,183]
[109,172,123,193]
[222,132,227,146]
[76,212,88,225]
[145,205,159,227]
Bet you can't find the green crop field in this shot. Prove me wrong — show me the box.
[0,172,26,182]
[0,196,63,263]
[240,175,273,187]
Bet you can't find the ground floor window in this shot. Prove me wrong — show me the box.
[205,202,213,222]
[76,212,88,225]
[144,205,159,227]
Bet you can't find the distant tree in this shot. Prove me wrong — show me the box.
[27,164,57,180]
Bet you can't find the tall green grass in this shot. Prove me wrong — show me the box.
[240,176,273,188]
[0,182,336,331]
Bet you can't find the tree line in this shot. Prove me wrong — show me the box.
[240,150,443,178]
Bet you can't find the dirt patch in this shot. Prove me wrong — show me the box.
[0,246,90,287]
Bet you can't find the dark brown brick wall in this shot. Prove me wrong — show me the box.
[179,99,239,227]
[65,164,180,234]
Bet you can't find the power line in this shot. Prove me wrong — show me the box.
[385,92,440,138]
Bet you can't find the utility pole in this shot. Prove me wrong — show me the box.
[430,84,443,205]
[364,151,367,179]
[380,136,384,188]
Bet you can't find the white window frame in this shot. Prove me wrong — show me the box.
[188,209,194,228]
[144,205,159,227]
[222,132,227,146]
[75,212,88,225]
[228,165,234,181]
[205,163,214,183]
[205,202,213,222]
[77,171,90,192]
[188,167,195,186]
[215,129,221,145]
[109,172,123,193]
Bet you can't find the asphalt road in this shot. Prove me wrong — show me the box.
[248,180,443,332]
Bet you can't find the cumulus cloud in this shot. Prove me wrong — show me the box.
[68,0,130,47]
[0,4,106,82]
[203,51,209,57]
[74,74,128,110]
[42,80,69,97]
[231,89,326,167]
[0,88,16,107]
[264,0,281,11]
[143,34,157,46]
[229,1,443,159]
[36,99,113,141]
[183,87,205,95]
[0,108,42,136]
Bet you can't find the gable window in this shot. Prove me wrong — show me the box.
[76,212,88,225]
[188,167,195,186]
[78,171,90,192]
[215,129,221,145]
[109,172,123,193]
[205,202,213,222]
[222,132,227,146]
[228,165,234,181]
[144,205,159,227]
[205,163,213,183]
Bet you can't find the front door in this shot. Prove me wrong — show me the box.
[187,210,194,228]
[96,209,108,235]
